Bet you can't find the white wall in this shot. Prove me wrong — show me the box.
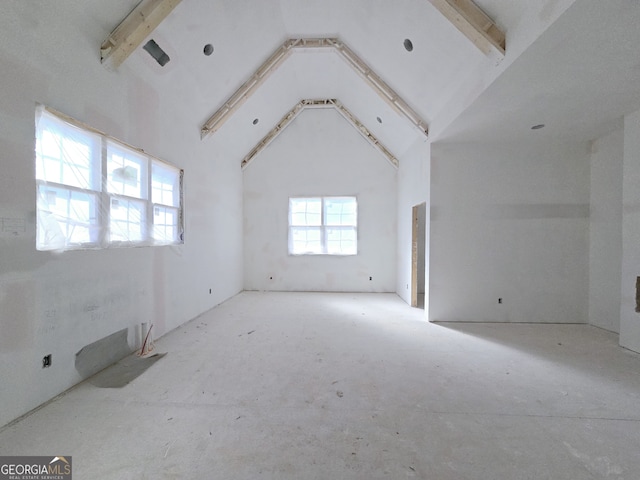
[588,127,624,333]
[396,140,430,308]
[0,1,243,427]
[243,108,397,292]
[620,109,640,352]
[429,141,590,323]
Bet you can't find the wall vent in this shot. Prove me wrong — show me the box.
[143,39,170,66]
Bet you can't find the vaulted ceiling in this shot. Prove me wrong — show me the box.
[103,0,640,165]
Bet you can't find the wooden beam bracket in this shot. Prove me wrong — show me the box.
[101,0,182,70]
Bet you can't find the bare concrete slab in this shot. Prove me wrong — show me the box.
[1,292,639,479]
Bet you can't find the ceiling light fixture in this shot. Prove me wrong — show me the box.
[203,44,214,56]
[404,39,414,52]
[531,124,545,130]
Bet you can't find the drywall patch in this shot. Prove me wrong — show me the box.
[75,328,132,380]
[88,353,166,388]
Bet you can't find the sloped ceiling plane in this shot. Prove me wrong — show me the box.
[100,0,506,165]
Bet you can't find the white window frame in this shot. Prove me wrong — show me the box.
[288,196,358,256]
[36,106,184,251]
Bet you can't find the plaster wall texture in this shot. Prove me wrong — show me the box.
[588,128,624,333]
[429,140,590,323]
[0,1,243,427]
[395,140,430,308]
[243,108,397,292]
[620,109,640,352]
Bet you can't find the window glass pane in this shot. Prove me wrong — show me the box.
[289,198,321,226]
[107,142,147,199]
[109,197,145,242]
[288,196,357,255]
[324,197,357,226]
[152,205,179,244]
[36,185,98,249]
[290,226,322,254]
[326,226,357,255]
[152,161,180,207]
[36,113,100,190]
[35,107,183,251]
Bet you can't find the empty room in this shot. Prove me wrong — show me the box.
[1,0,640,478]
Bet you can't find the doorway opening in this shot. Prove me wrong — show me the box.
[411,202,427,309]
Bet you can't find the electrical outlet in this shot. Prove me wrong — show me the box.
[42,354,52,368]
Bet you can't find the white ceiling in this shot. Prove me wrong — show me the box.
[439,0,640,144]
[120,0,640,158]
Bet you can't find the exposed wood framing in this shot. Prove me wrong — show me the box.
[201,38,429,139]
[241,99,398,170]
[427,0,505,55]
[411,204,419,308]
[101,0,182,70]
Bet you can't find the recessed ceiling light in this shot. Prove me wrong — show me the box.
[404,39,414,52]
[531,124,545,130]
[203,44,214,56]
[252,118,259,125]
[377,116,383,124]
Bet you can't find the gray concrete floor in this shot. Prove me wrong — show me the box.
[1,291,640,479]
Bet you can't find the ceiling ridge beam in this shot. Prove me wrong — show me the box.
[201,38,429,140]
[101,0,182,70]
[241,99,398,170]
[427,0,506,55]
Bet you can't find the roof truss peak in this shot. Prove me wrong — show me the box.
[241,99,399,170]
[201,38,429,140]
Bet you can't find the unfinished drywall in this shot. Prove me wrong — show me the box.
[589,127,624,333]
[396,139,430,309]
[243,108,397,292]
[620,109,640,352]
[0,1,243,427]
[429,140,590,323]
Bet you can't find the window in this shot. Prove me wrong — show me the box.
[36,106,183,251]
[289,196,357,255]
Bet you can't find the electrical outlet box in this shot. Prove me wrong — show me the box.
[42,354,52,368]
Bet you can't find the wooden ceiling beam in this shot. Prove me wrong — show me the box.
[202,38,429,140]
[428,0,505,55]
[241,99,398,170]
[101,0,182,70]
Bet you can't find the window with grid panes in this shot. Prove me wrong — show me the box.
[35,107,183,251]
[288,197,357,255]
